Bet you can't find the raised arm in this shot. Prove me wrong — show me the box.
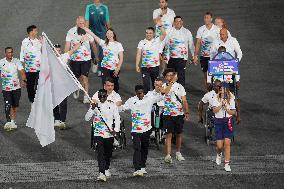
[159,23,167,41]
[83,27,102,45]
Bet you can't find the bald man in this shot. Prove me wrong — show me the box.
[210,28,242,124]
[211,28,242,61]
[65,16,99,104]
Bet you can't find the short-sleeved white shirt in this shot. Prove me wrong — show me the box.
[153,8,176,37]
[20,37,41,72]
[66,27,94,61]
[99,39,124,70]
[0,58,23,91]
[137,38,163,68]
[196,24,219,57]
[162,82,186,116]
[201,90,217,108]
[166,27,194,60]
[212,95,236,118]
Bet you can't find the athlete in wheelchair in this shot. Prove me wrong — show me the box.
[198,79,221,145]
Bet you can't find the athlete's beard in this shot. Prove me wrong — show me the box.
[161,6,167,10]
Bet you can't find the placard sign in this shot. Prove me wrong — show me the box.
[208,52,239,76]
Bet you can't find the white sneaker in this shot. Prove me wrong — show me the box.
[140,168,147,174]
[97,172,107,182]
[224,163,231,172]
[176,152,185,161]
[92,64,98,73]
[105,169,111,177]
[216,153,222,165]
[133,170,144,177]
[113,139,120,147]
[73,90,80,99]
[164,154,173,164]
[4,122,12,130]
[10,120,17,129]
[54,120,61,127]
[59,122,66,130]
[83,96,89,104]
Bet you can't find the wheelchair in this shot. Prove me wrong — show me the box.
[90,119,127,150]
[115,119,127,150]
[204,107,215,145]
[204,108,236,145]
[150,103,165,150]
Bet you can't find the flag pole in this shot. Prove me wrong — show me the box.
[42,32,119,140]
[42,32,93,103]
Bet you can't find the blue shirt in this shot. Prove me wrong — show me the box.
[85,3,110,38]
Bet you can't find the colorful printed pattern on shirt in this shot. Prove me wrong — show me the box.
[93,115,111,137]
[201,37,213,57]
[131,112,151,132]
[141,50,159,68]
[169,38,187,58]
[163,94,183,116]
[101,47,117,70]
[1,67,20,91]
[70,43,91,61]
[23,52,40,72]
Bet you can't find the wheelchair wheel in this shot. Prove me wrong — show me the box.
[119,132,126,149]
[204,124,210,145]
[119,120,127,149]
[155,129,161,150]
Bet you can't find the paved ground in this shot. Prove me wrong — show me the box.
[0,0,284,188]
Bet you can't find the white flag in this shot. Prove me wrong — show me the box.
[27,37,79,147]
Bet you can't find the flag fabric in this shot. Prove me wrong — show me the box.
[26,37,80,147]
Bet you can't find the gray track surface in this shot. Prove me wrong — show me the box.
[0,0,284,188]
